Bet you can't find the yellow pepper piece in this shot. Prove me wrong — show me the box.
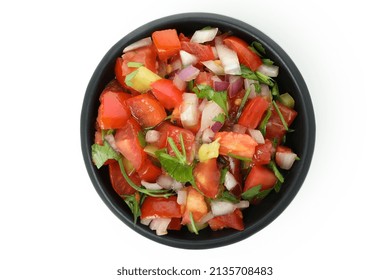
[198,140,220,162]
[126,66,161,93]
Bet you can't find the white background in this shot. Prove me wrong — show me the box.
[1,0,389,279]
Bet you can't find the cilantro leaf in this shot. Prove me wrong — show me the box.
[241,185,272,201]
[268,160,284,183]
[194,85,228,115]
[212,113,226,123]
[240,65,274,87]
[123,194,142,223]
[219,191,240,203]
[91,141,120,169]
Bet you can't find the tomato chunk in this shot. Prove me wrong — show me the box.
[97,90,131,129]
[214,131,258,159]
[193,158,220,199]
[238,96,269,129]
[151,79,183,109]
[181,187,208,224]
[253,139,274,165]
[265,101,297,141]
[152,29,181,61]
[244,165,277,192]
[180,41,215,62]
[137,158,162,182]
[108,161,140,196]
[140,196,182,219]
[208,209,244,231]
[223,36,262,71]
[114,118,146,171]
[127,93,167,128]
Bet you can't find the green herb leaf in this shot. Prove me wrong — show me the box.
[241,65,275,87]
[127,62,143,68]
[240,65,258,80]
[251,41,266,55]
[272,100,289,131]
[219,167,228,185]
[268,160,284,183]
[125,69,139,87]
[241,185,273,201]
[212,113,226,123]
[227,153,252,162]
[271,82,280,99]
[155,148,194,183]
[189,212,199,235]
[274,180,282,193]
[235,88,251,121]
[194,85,228,114]
[262,58,274,65]
[91,142,120,169]
[255,71,275,87]
[137,131,146,148]
[259,108,272,136]
[123,194,142,223]
[220,191,240,203]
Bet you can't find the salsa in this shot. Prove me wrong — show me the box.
[91,27,299,236]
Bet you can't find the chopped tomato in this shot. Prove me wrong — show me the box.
[150,79,183,109]
[126,93,167,128]
[178,33,190,42]
[193,158,220,199]
[167,218,182,230]
[265,101,297,141]
[115,46,157,90]
[152,29,181,61]
[228,157,243,197]
[195,71,214,87]
[137,158,162,182]
[114,118,146,170]
[208,209,244,231]
[276,145,292,153]
[223,36,262,71]
[140,196,182,219]
[108,161,140,196]
[97,90,131,129]
[214,131,258,159]
[181,41,215,62]
[182,187,208,224]
[238,96,269,129]
[155,122,195,162]
[244,165,277,192]
[94,130,103,145]
[253,139,274,165]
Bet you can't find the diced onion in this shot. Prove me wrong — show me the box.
[232,124,247,134]
[149,218,171,236]
[275,152,297,170]
[260,84,271,101]
[180,93,200,128]
[215,43,241,75]
[244,78,259,99]
[156,175,174,189]
[180,50,198,67]
[213,80,230,91]
[248,129,265,144]
[141,180,162,190]
[211,200,236,217]
[170,57,182,72]
[224,171,238,191]
[198,212,215,224]
[173,74,187,91]
[235,200,250,209]
[200,101,224,131]
[104,134,119,152]
[145,130,161,144]
[202,128,215,143]
[257,64,279,77]
[123,37,152,53]
[178,65,200,81]
[140,218,153,226]
[202,60,225,75]
[191,28,218,43]
[177,189,187,205]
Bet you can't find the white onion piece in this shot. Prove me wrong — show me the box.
[235,200,250,209]
[200,101,224,131]
[141,180,162,190]
[211,46,218,59]
[123,37,152,53]
[149,218,171,236]
[248,129,265,144]
[224,171,238,191]
[140,218,153,226]
[170,57,182,72]
[198,98,208,112]
[232,124,247,134]
[145,130,161,144]
[191,28,218,43]
[198,212,215,224]
[260,84,271,101]
[180,50,198,67]
[178,65,200,81]
[276,152,297,170]
[257,64,279,77]
[202,128,215,143]
[215,43,241,75]
[171,180,184,191]
[156,175,174,189]
[173,74,187,91]
[202,60,225,75]
[180,93,199,128]
[211,200,236,217]
[104,134,119,152]
[244,78,259,99]
[177,189,187,205]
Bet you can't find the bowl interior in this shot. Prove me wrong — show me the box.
[81,13,315,249]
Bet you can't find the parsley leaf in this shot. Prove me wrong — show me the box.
[91,141,120,169]
[123,193,142,223]
[240,65,274,87]
[212,113,226,123]
[219,191,240,203]
[241,185,272,201]
[193,85,228,115]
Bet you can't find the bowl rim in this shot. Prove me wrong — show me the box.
[81,12,316,249]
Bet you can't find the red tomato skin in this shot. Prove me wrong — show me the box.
[181,187,208,224]
[265,101,297,142]
[151,79,183,109]
[227,157,243,197]
[97,90,131,129]
[214,131,258,159]
[253,139,274,165]
[108,161,141,196]
[208,209,244,231]
[238,96,269,129]
[167,218,182,230]
[276,145,292,153]
[195,71,214,87]
[140,196,182,219]
[223,36,262,71]
[126,93,167,128]
[137,159,162,182]
[193,158,220,199]
[244,165,277,192]
[180,41,215,62]
[152,29,181,61]
[114,118,146,171]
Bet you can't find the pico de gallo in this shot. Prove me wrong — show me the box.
[91,27,299,236]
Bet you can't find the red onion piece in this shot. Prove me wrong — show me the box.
[213,80,230,91]
[228,75,243,98]
[232,124,247,134]
[211,121,223,132]
[173,74,186,91]
[178,65,200,82]
[202,128,215,143]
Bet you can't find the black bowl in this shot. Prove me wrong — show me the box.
[81,13,315,249]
